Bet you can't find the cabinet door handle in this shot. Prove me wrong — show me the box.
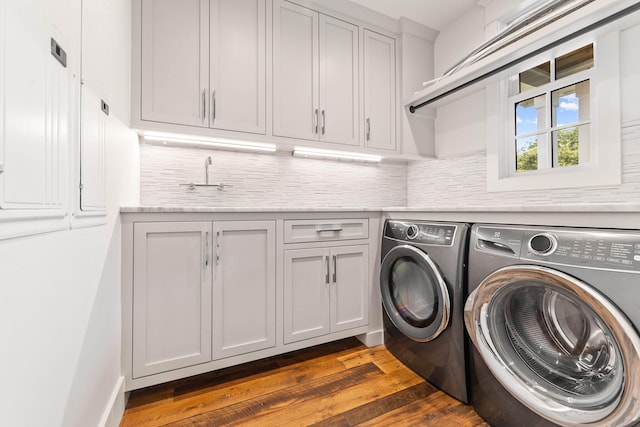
[202,89,207,122]
[332,255,337,283]
[366,118,371,141]
[325,256,330,284]
[211,89,216,122]
[215,231,220,265]
[321,110,325,135]
[314,109,319,134]
[204,231,210,267]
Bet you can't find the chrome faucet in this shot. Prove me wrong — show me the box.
[204,156,212,185]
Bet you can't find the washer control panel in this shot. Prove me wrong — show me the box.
[476,226,640,272]
[385,221,456,246]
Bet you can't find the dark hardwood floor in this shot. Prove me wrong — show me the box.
[121,338,489,426]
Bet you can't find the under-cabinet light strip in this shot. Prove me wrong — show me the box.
[143,133,277,153]
[292,147,382,163]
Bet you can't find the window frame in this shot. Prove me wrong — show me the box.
[487,30,621,193]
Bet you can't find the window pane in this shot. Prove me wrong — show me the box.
[556,44,594,80]
[553,124,590,167]
[519,62,550,93]
[552,80,589,127]
[516,94,546,135]
[516,135,540,172]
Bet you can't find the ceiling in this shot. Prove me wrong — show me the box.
[347,0,479,31]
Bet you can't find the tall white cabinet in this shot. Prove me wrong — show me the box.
[140,0,266,133]
[0,0,73,239]
[272,0,359,146]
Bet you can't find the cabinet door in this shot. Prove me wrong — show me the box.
[363,30,396,151]
[272,0,319,141]
[133,222,212,377]
[319,15,359,146]
[330,245,369,333]
[210,0,265,134]
[140,0,209,127]
[213,221,276,359]
[283,248,331,343]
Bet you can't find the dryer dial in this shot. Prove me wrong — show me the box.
[528,233,557,256]
[407,224,420,240]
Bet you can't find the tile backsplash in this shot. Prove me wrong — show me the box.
[407,123,640,207]
[140,123,640,209]
[140,144,407,207]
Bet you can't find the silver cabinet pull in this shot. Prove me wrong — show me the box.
[204,231,210,267]
[366,118,371,141]
[202,89,207,122]
[314,109,319,134]
[325,256,330,284]
[332,255,337,283]
[316,227,343,233]
[215,231,220,265]
[211,89,216,122]
[321,110,325,135]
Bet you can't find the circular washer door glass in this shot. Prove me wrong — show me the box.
[465,265,640,426]
[381,245,450,342]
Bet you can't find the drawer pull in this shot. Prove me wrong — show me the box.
[316,228,343,233]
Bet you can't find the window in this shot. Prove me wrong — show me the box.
[487,31,621,193]
[511,44,593,174]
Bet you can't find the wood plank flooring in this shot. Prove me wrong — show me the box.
[121,338,489,427]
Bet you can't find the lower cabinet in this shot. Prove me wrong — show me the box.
[132,220,275,378]
[283,244,369,344]
[124,214,372,389]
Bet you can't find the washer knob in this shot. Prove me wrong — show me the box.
[406,224,420,240]
[529,233,557,256]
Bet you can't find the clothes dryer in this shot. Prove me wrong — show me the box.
[380,220,470,403]
[465,224,640,427]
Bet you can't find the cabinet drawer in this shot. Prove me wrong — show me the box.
[284,219,369,243]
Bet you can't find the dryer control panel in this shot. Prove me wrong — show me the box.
[475,226,640,272]
[385,221,456,246]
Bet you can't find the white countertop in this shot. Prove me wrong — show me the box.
[121,203,640,213]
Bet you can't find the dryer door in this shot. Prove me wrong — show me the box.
[380,244,450,342]
[465,265,640,427]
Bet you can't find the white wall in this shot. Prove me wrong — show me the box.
[139,144,406,208]
[0,0,139,426]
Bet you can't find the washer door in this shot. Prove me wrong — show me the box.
[380,244,450,342]
[465,265,640,427]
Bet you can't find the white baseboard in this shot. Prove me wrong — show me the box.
[99,376,125,427]
[357,329,384,347]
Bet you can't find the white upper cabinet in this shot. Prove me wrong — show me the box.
[141,0,209,127]
[273,0,359,146]
[140,0,266,133]
[210,0,266,134]
[363,29,397,151]
[319,15,359,146]
[272,1,318,141]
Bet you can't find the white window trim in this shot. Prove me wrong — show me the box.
[487,30,621,193]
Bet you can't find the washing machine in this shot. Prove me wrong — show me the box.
[465,224,640,427]
[380,220,470,404]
